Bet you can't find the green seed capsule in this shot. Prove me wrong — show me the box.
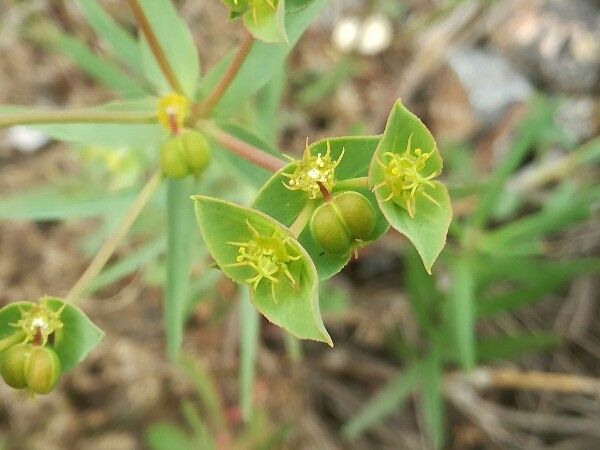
[160,131,211,179]
[181,131,211,175]
[335,192,376,241]
[310,192,377,254]
[310,202,352,254]
[221,0,250,12]
[1,343,31,390]
[25,346,61,395]
[160,136,189,179]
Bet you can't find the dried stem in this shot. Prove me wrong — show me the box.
[191,30,254,122]
[127,0,184,95]
[198,121,285,173]
[0,109,156,128]
[65,172,162,303]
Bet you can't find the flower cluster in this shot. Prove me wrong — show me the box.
[225,221,300,302]
[373,133,440,217]
[282,141,345,199]
[11,299,65,345]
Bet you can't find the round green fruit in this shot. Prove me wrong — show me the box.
[310,192,377,254]
[1,343,31,390]
[160,131,211,179]
[25,346,61,395]
[181,131,211,174]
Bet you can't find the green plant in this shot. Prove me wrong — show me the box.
[0,0,451,391]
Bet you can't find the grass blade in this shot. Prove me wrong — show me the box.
[342,363,421,439]
[239,287,260,421]
[449,256,476,370]
[421,345,445,450]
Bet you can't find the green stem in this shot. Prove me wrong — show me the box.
[0,109,157,128]
[289,201,317,238]
[333,177,369,192]
[198,121,285,173]
[127,0,184,95]
[191,29,254,122]
[0,331,25,353]
[65,171,162,303]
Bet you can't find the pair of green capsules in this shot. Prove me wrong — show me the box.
[160,130,211,179]
[311,191,376,255]
[1,343,61,395]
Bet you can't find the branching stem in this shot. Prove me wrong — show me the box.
[65,172,162,303]
[0,110,156,128]
[198,121,285,173]
[127,0,185,95]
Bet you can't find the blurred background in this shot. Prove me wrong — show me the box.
[0,0,599,449]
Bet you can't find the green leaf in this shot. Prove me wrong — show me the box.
[165,178,195,359]
[254,67,285,145]
[239,288,259,420]
[51,29,147,98]
[193,195,332,345]
[369,100,451,274]
[477,333,558,363]
[342,363,421,439]
[0,185,137,221]
[80,0,144,76]
[286,0,316,13]
[198,0,326,116]
[449,256,475,370]
[243,0,288,44]
[421,346,445,450]
[146,423,197,450]
[0,298,104,373]
[138,0,200,97]
[253,136,389,279]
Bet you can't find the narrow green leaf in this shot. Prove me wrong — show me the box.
[286,0,316,13]
[80,0,144,76]
[193,195,332,345]
[181,402,216,450]
[198,0,326,115]
[342,363,420,439]
[146,423,197,450]
[477,333,558,363]
[449,256,475,370]
[0,185,136,221]
[369,100,451,274]
[243,0,288,44]
[51,30,147,98]
[0,298,104,373]
[421,346,445,450]
[253,136,389,279]
[138,0,200,97]
[165,178,195,359]
[404,246,439,337]
[254,67,285,145]
[239,287,259,420]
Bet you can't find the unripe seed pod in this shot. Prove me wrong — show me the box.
[1,343,31,389]
[181,131,211,175]
[25,346,61,395]
[310,192,377,254]
[335,192,376,241]
[160,136,189,179]
[221,0,249,12]
[310,203,352,254]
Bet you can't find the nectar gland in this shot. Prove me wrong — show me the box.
[157,93,189,134]
[373,133,440,218]
[225,220,301,302]
[282,140,345,199]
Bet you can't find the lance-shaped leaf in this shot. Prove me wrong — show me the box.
[243,0,288,44]
[253,136,389,279]
[369,100,452,273]
[193,195,332,346]
[0,297,104,373]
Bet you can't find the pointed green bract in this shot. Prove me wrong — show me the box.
[243,0,288,44]
[253,136,389,279]
[0,298,104,373]
[369,100,451,273]
[193,196,332,346]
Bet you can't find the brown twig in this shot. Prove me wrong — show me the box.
[191,30,254,122]
[198,122,285,173]
[127,0,184,95]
